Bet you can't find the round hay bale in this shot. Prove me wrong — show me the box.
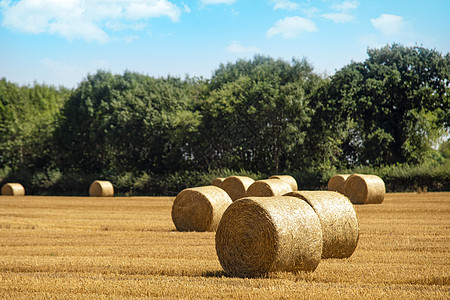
[343,174,385,204]
[211,177,225,187]
[246,179,293,197]
[285,191,359,258]
[327,174,350,194]
[215,196,322,277]
[171,186,232,232]
[220,176,255,201]
[1,183,25,196]
[89,180,114,197]
[269,175,298,191]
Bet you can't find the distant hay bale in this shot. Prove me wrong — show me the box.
[269,175,298,191]
[246,179,293,197]
[343,174,385,204]
[327,174,350,194]
[89,180,114,197]
[285,191,359,259]
[220,176,255,201]
[1,183,25,196]
[215,196,322,277]
[171,186,232,232]
[211,177,225,187]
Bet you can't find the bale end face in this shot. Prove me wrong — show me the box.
[344,174,385,204]
[211,177,225,187]
[89,180,114,197]
[1,183,25,196]
[215,196,322,277]
[269,175,298,191]
[220,176,255,201]
[171,186,232,232]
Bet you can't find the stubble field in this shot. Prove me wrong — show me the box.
[0,192,449,299]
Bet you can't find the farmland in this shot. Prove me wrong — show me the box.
[0,193,449,299]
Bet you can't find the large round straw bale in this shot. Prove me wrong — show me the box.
[211,177,225,187]
[246,179,293,197]
[327,174,350,194]
[220,176,255,201]
[343,174,385,204]
[285,191,359,258]
[1,183,25,196]
[269,175,298,191]
[215,196,322,277]
[172,186,232,232]
[89,180,114,197]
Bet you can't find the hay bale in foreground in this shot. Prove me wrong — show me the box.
[1,183,25,196]
[171,186,232,232]
[285,191,359,258]
[343,174,385,204]
[220,176,255,201]
[215,196,322,277]
[89,180,114,197]
[327,174,350,194]
[269,175,298,191]
[246,179,293,197]
[211,177,225,187]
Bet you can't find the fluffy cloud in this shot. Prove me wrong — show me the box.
[371,14,405,35]
[322,0,358,24]
[272,0,299,11]
[226,41,259,54]
[267,16,318,39]
[0,0,182,43]
[321,12,353,23]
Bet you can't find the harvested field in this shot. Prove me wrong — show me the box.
[0,193,448,299]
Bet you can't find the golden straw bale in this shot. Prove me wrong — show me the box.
[327,174,350,194]
[211,177,225,187]
[246,179,293,197]
[89,180,114,197]
[343,174,385,204]
[269,175,298,191]
[171,186,232,232]
[285,191,359,258]
[220,176,255,201]
[1,183,25,196]
[215,196,322,277]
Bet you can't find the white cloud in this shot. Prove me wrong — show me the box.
[267,16,318,39]
[321,12,353,24]
[332,0,359,12]
[272,0,299,11]
[226,41,259,54]
[199,0,236,5]
[371,14,405,35]
[0,0,183,43]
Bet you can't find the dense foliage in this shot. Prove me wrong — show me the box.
[1,44,449,194]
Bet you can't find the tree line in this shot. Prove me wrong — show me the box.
[1,44,449,194]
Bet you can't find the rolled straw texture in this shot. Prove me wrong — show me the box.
[1,183,25,196]
[211,177,225,187]
[221,176,255,201]
[89,180,114,197]
[327,174,350,194]
[246,179,293,197]
[171,186,232,232]
[269,175,298,191]
[285,191,359,258]
[215,196,322,277]
[343,174,385,204]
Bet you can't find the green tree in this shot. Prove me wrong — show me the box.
[54,71,199,174]
[0,78,69,171]
[195,55,321,173]
[326,44,450,166]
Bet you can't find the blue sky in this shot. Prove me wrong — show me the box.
[0,0,449,88]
